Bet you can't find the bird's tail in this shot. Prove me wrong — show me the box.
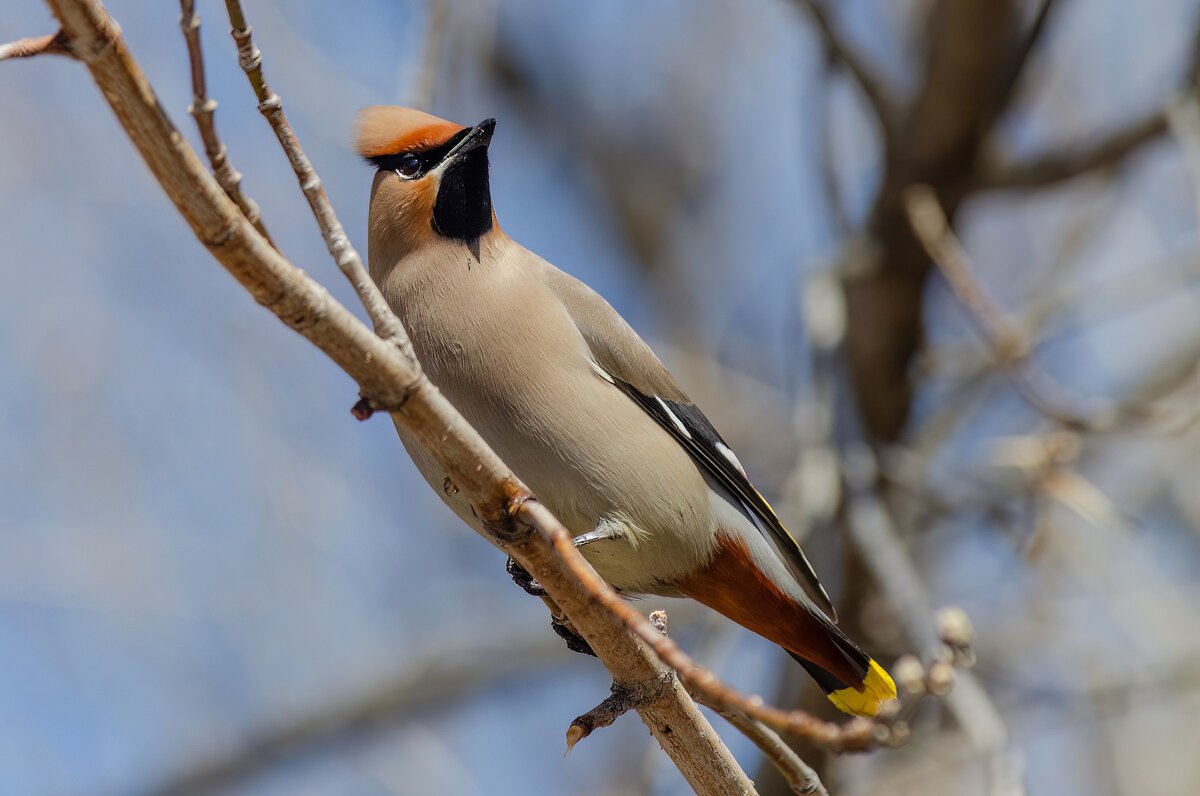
[677,534,896,716]
[788,645,896,717]
[781,605,895,717]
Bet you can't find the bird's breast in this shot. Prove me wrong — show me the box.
[379,247,718,589]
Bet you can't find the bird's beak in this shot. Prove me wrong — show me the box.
[443,118,496,165]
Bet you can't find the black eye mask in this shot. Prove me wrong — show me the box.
[365,127,472,178]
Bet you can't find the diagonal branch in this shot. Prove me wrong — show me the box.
[178,0,273,246]
[984,0,1062,131]
[978,111,1169,190]
[904,183,1121,432]
[792,0,898,147]
[980,22,1200,191]
[708,702,829,796]
[220,0,414,367]
[528,500,901,751]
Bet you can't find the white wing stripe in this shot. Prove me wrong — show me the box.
[655,396,693,439]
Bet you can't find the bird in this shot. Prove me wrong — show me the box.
[356,105,896,716]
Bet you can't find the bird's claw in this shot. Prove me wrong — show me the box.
[506,556,547,597]
[552,617,596,657]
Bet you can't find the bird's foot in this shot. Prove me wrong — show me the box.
[506,556,546,597]
[551,616,596,657]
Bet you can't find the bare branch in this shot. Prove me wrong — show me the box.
[980,21,1200,190]
[221,0,414,363]
[985,0,1062,128]
[0,29,70,60]
[841,445,1026,795]
[704,701,829,796]
[650,610,830,796]
[177,0,273,246]
[978,112,1168,190]
[792,0,898,146]
[904,184,1119,432]
[565,673,674,754]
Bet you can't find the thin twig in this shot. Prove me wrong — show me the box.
[565,673,675,754]
[792,0,897,147]
[178,0,273,246]
[222,0,414,364]
[648,609,829,795]
[0,30,70,60]
[840,445,1026,796]
[979,112,1169,190]
[980,22,1200,191]
[984,0,1061,130]
[562,610,832,793]
[706,703,828,796]
[904,184,1119,432]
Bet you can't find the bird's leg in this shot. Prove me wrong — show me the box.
[506,556,546,597]
[551,616,597,657]
[571,525,624,547]
[505,559,594,654]
[505,523,623,597]
[506,523,625,657]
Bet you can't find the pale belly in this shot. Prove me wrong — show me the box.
[437,365,716,593]
[390,273,718,592]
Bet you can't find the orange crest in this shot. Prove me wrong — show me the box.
[355,106,466,158]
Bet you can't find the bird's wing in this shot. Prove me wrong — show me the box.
[539,263,836,620]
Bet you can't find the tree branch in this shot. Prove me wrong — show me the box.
[841,445,1026,795]
[980,20,1200,191]
[0,30,69,60]
[983,0,1062,132]
[705,703,829,796]
[978,112,1168,190]
[528,501,905,752]
[572,610,832,795]
[904,183,1122,432]
[792,0,898,147]
[221,0,414,363]
[177,0,273,246]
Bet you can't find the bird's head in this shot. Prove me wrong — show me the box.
[356,106,497,256]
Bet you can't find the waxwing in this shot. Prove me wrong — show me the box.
[357,106,895,715]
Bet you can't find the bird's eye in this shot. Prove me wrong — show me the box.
[395,153,422,179]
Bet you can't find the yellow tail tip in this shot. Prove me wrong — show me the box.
[826,659,898,717]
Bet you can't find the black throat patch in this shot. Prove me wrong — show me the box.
[433,147,493,243]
